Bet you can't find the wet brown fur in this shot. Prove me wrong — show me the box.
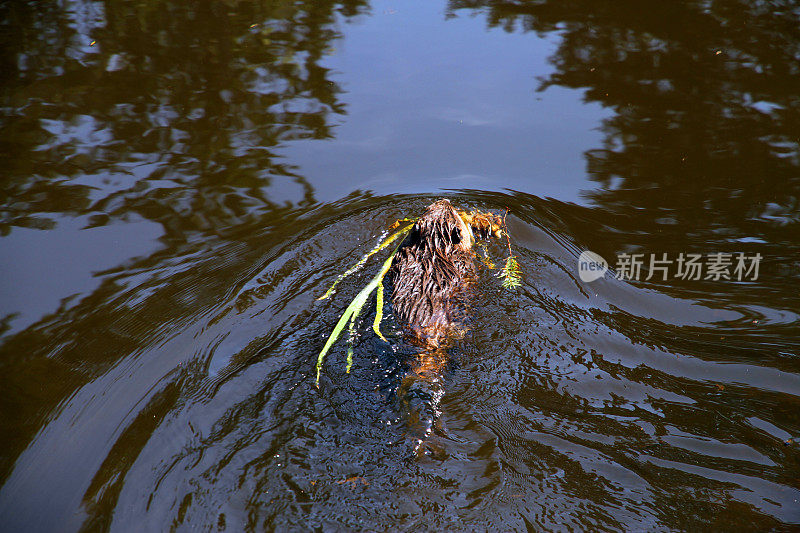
[390,199,476,380]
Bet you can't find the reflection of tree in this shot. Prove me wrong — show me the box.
[447,0,800,247]
[1,0,367,241]
[0,0,367,484]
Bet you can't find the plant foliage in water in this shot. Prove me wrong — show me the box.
[315,226,411,385]
[499,255,522,289]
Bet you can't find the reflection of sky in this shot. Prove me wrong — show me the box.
[0,215,163,335]
[279,0,611,203]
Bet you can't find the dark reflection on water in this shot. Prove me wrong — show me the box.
[1,0,800,531]
[448,0,800,251]
[0,0,364,332]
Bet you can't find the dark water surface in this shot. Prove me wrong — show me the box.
[2,0,799,531]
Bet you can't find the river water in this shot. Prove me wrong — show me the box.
[1,0,799,531]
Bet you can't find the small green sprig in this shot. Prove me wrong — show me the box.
[497,208,522,290]
[500,255,522,289]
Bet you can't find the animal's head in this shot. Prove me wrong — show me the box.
[415,199,473,252]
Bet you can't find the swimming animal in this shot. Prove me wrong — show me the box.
[389,199,496,447]
[315,198,510,452]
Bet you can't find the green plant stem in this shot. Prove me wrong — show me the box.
[316,243,401,385]
[317,224,412,301]
[372,281,387,342]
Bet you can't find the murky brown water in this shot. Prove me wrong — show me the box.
[1,0,799,531]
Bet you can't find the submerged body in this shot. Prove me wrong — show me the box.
[389,199,478,442]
